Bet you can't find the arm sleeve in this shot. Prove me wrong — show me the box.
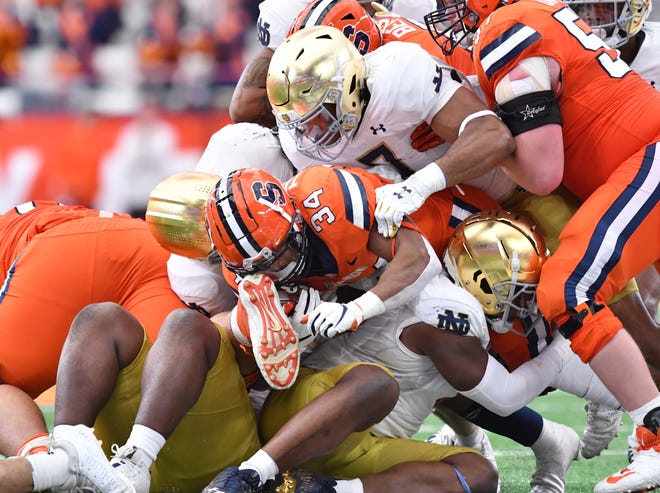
[461,335,572,416]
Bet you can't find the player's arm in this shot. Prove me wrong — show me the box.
[428,85,514,187]
[375,84,514,237]
[229,47,276,127]
[495,56,565,195]
[404,322,573,416]
[366,224,443,308]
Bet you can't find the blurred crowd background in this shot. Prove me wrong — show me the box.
[0,0,260,117]
[0,0,657,217]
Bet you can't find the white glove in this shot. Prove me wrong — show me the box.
[303,300,366,339]
[374,164,446,238]
[291,287,322,350]
[302,291,386,339]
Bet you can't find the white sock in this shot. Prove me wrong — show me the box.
[239,449,279,483]
[123,424,165,467]
[629,396,660,427]
[456,427,483,448]
[335,478,364,493]
[27,447,71,490]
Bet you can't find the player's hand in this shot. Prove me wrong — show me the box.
[302,300,366,339]
[375,178,427,238]
[411,122,445,152]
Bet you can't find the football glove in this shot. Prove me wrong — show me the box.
[411,122,445,152]
[291,287,322,350]
[375,164,446,238]
[303,300,366,339]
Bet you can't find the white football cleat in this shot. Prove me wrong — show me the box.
[530,419,580,493]
[427,424,500,493]
[51,425,135,493]
[238,273,300,389]
[110,444,151,493]
[594,424,660,493]
[581,402,623,459]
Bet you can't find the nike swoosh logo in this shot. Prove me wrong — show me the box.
[606,468,637,484]
[347,257,358,266]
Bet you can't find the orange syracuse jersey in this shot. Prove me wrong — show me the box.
[472,0,660,200]
[376,14,475,75]
[286,166,501,291]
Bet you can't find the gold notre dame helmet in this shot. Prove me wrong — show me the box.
[564,0,651,48]
[267,25,366,162]
[145,171,219,259]
[444,210,550,334]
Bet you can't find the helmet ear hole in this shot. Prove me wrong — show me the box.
[479,277,493,295]
[445,210,549,321]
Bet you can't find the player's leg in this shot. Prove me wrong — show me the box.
[537,149,660,492]
[21,302,142,493]
[0,386,49,457]
[113,308,261,492]
[204,363,399,492]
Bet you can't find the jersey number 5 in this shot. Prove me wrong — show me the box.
[552,8,631,79]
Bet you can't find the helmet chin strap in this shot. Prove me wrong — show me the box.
[257,198,295,225]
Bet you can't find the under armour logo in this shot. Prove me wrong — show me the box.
[393,185,412,199]
[371,124,386,135]
[433,65,443,93]
[436,309,471,335]
[520,104,545,121]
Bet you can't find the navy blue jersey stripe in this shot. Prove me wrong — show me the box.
[334,169,371,230]
[480,24,542,79]
[565,143,659,305]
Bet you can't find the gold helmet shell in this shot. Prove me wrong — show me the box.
[267,25,366,162]
[146,171,219,259]
[444,210,549,333]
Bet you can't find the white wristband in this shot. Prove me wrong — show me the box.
[409,163,447,198]
[458,109,498,136]
[352,291,386,320]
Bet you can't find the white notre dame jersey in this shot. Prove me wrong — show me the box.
[257,0,309,50]
[279,41,515,202]
[631,22,660,90]
[303,274,490,439]
[167,123,295,316]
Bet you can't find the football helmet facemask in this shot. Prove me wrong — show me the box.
[443,210,549,335]
[425,0,509,55]
[145,171,218,259]
[205,168,310,285]
[267,25,366,162]
[564,0,651,48]
[288,0,382,55]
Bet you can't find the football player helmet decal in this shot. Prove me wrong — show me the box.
[425,0,509,55]
[563,0,651,48]
[443,210,550,335]
[145,171,218,259]
[205,168,310,285]
[288,0,382,55]
[267,25,366,162]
